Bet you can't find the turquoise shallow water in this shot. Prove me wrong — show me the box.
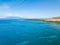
[0,19,60,45]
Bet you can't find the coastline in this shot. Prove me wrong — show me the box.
[25,19,60,24]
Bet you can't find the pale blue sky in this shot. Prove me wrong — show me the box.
[0,0,60,18]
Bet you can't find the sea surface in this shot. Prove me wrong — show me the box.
[0,19,60,45]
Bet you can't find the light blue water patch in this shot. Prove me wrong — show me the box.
[0,19,60,45]
[16,41,29,45]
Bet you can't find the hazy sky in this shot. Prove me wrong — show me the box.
[0,0,60,18]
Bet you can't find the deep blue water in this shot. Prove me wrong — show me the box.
[0,19,60,45]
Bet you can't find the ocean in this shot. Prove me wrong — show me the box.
[0,19,60,45]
